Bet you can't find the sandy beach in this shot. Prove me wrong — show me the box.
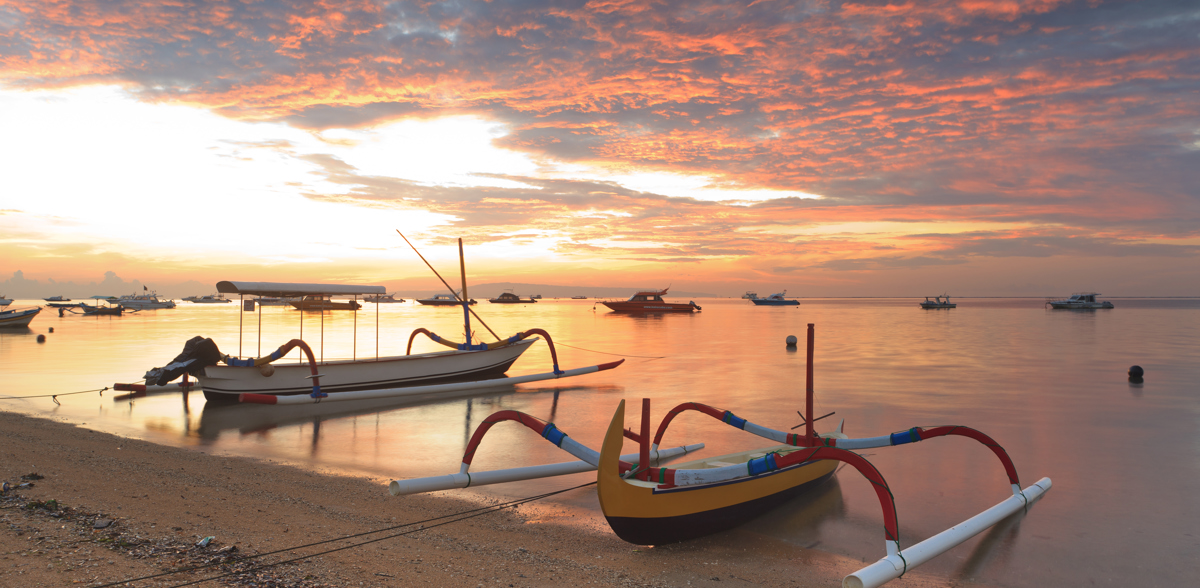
[1,410,953,588]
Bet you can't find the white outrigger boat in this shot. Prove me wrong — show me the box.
[131,238,623,405]
[1046,292,1113,309]
[392,324,1051,588]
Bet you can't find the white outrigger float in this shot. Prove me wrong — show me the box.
[392,324,1051,588]
[127,237,623,405]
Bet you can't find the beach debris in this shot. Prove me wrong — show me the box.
[93,518,114,529]
[197,535,215,547]
[22,472,44,480]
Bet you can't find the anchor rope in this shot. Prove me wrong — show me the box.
[90,481,597,588]
[0,387,110,403]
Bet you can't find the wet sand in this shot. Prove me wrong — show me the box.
[0,410,951,587]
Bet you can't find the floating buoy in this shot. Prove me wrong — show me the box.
[1128,365,1144,379]
[37,334,46,343]
[48,327,54,333]
[786,335,798,347]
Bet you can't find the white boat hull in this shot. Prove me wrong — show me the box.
[198,337,537,401]
[0,307,40,328]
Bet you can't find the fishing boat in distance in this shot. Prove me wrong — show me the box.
[364,293,404,303]
[394,324,1052,588]
[255,296,300,306]
[1046,292,1113,309]
[600,288,701,313]
[571,295,587,299]
[742,291,758,299]
[290,295,362,311]
[114,292,176,309]
[0,295,12,307]
[184,294,232,304]
[43,295,70,302]
[417,292,476,306]
[488,291,537,304]
[0,306,41,328]
[750,290,799,306]
[920,294,956,309]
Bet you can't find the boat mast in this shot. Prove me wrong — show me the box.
[806,323,815,441]
[458,238,472,344]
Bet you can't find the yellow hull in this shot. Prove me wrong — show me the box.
[597,400,837,545]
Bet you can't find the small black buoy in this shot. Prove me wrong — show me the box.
[786,335,798,347]
[48,327,54,333]
[1128,365,1144,379]
[37,334,46,343]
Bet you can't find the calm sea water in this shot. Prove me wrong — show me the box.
[2,297,1198,587]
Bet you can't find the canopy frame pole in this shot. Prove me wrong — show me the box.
[376,297,380,360]
[238,294,244,357]
[353,295,358,361]
[257,296,262,357]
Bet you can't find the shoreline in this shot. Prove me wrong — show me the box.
[1,410,949,587]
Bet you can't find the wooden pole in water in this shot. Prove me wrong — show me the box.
[806,323,815,441]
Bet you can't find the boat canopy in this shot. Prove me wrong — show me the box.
[216,281,386,297]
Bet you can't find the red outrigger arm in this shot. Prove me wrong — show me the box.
[407,328,566,374]
[225,339,324,398]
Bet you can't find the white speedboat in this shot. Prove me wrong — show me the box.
[364,293,404,303]
[0,295,11,307]
[920,295,956,309]
[1047,292,1113,309]
[115,292,177,309]
[750,290,798,306]
[184,294,232,304]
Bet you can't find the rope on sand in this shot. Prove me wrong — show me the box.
[0,387,110,405]
[90,481,597,588]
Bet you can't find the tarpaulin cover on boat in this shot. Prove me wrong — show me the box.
[215,281,386,297]
[144,336,224,385]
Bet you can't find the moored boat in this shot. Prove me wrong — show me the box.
[600,288,701,313]
[364,293,404,303]
[919,294,956,309]
[417,293,476,306]
[0,306,41,328]
[488,291,536,304]
[290,295,362,311]
[749,290,798,306]
[0,295,12,307]
[1046,292,1113,309]
[184,294,232,304]
[43,295,70,302]
[115,292,176,309]
[742,291,758,299]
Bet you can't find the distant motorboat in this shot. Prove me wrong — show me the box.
[43,295,70,302]
[115,292,176,310]
[920,295,956,309]
[184,294,232,304]
[489,291,537,304]
[417,292,476,306]
[0,306,41,328]
[750,291,799,306]
[600,288,701,313]
[290,295,362,311]
[255,296,300,306]
[742,291,758,300]
[0,295,12,307]
[1046,292,1113,310]
[365,293,404,303]
[571,295,588,299]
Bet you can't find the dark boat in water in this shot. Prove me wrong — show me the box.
[289,295,362,311]
[600,288,700,313]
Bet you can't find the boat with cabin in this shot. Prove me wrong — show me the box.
[0,295,12,307]
[742,291,758,299]
[0,306,41,328]
[364,293,404,303]
[114,291,176,309]
[43,295,70,302]
[488,291,537,304]
[290,295,362,311]
[393,324,1052,588]
[920,295,956,309]
[417,292,476,306]
[600,288,701,313]
[750,290,798,306]
[1046,292,1113,309]
[184,294,232,304]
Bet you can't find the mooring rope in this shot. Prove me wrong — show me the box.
[0,387,110,405]
[90,481,597,588]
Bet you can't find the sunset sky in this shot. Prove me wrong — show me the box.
[2,0,1198,297]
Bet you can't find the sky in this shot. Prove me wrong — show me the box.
[1,0,1198,297]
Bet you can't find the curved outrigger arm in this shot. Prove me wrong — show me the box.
[389,409,702,495]
[222,339,325,398]
[407,327,565,374]
[652,402,1023,497]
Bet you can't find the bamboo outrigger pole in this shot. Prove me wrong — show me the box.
[396,230,500,341]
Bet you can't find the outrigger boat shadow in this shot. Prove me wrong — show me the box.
[393,324,1051,588]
